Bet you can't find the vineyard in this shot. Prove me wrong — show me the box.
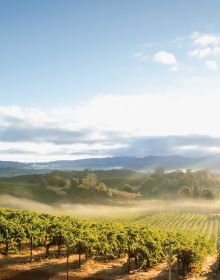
[135,211,220,241]
[0,208,219,279]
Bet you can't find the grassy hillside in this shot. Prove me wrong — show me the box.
[0,181,60,204]
[0,168,220,209]
[0,170,141,206]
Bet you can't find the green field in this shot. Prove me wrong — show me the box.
[0,181,60,204]
[133,212,220,241]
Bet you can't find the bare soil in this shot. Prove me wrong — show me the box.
[0,250,218,280]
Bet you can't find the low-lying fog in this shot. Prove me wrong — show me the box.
[1,194,220,218]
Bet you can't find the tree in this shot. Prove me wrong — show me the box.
[122,184,134,193]
[178,186,192,198]
[70,177,79,188]
[152,187,160,198]
[81,173,97,187]
[47,175,66,187]
[139,177,155,196]
[192,186,201,199]
[202,189,215,200]
[152,167,165,178]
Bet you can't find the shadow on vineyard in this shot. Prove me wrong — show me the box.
[0,255,171,280]
[2,269,53,280]
[0,253,83,280]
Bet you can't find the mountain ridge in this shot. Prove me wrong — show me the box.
[0,155,218,174]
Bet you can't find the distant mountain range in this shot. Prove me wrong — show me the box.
[1,155,220,177]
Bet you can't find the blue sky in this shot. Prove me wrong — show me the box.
[0,0,219,106]
[0,0,220,161]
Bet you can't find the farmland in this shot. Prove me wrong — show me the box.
[1,169,220,279]
[134,212,220,241]
[1,208,220,279]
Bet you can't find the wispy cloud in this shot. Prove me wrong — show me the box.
[133,31,220,74]
[191,32,220,47]
[188,32,220,58]
[133,52,148,62]
[188,48,213,58]
[205,60,218,70]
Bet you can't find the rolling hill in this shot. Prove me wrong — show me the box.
[1,155,220,177]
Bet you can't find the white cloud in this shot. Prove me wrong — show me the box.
[205,60,218,71]
[188,47,220,58]
[0,105,53,126]
[2,93,220,138]
[2,92,220,161]
[188,32,220,59]
[188,48,212,58]
[0,141,125,162]
[73,94,220,137]
[192,32,220,47]
[153,51,177,65]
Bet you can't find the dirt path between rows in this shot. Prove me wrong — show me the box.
[187,256,219,280]
[0,255,170,280]
[0,255,218,280]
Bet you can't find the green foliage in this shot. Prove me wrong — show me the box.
[1,168,219,203]
[137,212,219,241]
[139,168,220,199]
[0,208,216,276]
[175,234,215,276]
[47,175,67,187]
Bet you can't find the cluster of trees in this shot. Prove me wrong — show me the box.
[40,173,114,200]
[42,172,138,201]
[139,168,220,199]
[43,168,220,200]
[75,173,113,198]
[2,168,219,202]
[178,186,216,199]
[0,208,215,276]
